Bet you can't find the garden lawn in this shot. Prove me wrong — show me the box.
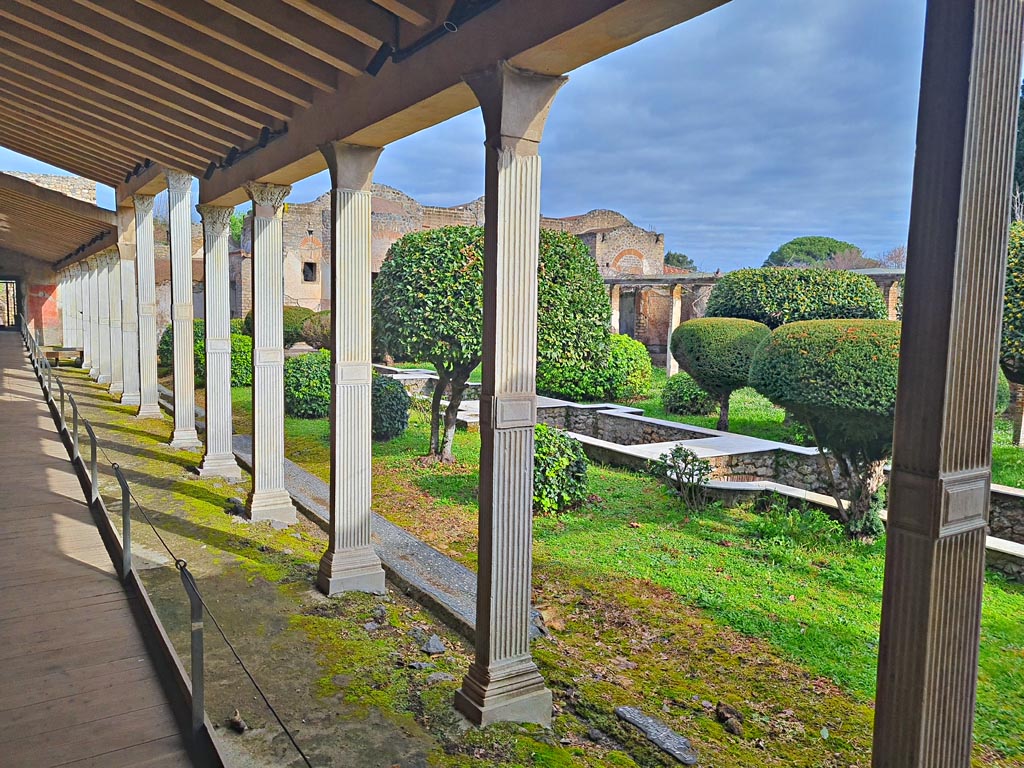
[235,389,1024,767]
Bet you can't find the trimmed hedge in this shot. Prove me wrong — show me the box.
[229,318,246,334]
[158,320,206,385]
[603,333,652,401]
[301,310,332,350]
[662,372,717,415]
[535,229,613,402]
[372,373,410,440]
[230,333,253,387]
[1002,220,1024,384]
[533,424,589,515]
[706,267,888,329]
[242,305,315,347]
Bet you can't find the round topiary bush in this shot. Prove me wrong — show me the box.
[242,305,315,347]
[230,318,246,335]
[996,367,1011,415]
[372,373,410,440]
[301,310,332,350]
[535,229,613,402]
[230,333,252,387]
[662,372,717,415]
[158,319,206,385]
[750,319,901,536]
[671,317,770,430]
[706,267,888,329]
[283,350,331,418]
[603,333,652,401]
[533,423,589,515]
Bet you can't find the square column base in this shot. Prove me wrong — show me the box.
[120,393,141,406]
[170,429,203,450]
[198,454,243,481]
[317,547,385,595]
[109,383,124,395]
[136,404,163,419]
[97,374,111,385]
[455,659,552,727]
[89,367,99,379]
[247,490,297,524]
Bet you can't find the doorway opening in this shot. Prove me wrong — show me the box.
[0,280,18,328]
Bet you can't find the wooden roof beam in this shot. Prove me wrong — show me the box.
[0,127,121,185]
[52,229,120,270]
[372,0,435,26]
[280,0,394,49]
[0,106,145,171]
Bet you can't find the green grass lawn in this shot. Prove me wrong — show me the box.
[234,389,1024,766]
[390,361,484,385]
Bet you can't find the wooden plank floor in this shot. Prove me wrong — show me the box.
[0,332,192,767]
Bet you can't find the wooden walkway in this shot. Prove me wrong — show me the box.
[0,332,192,767]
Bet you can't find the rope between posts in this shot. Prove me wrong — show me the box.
[68,384,314,768]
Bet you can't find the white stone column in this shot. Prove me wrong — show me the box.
[455,61,564,728]
[167,170,202,449]
[119,207,141,406]
[68,265,81,348]
[134,194,162,418]
[666,284,683,377]
[245,181,297,523]
[96,251,112,385]
[80,261,92,370]
[88,259,102,380]
[872,2,1024,766]
[107,251,124,394]
[608,284,620,334]
[316,142,385,595]
[197,204,242,480]
[59,271,68,346]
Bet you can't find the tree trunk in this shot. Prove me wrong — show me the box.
[716,392,730,431]
[429,372,449,456]
[440,380,468,463]
[1010,382,1024,445]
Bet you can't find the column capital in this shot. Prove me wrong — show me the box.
[196,204,233,230]
[319,142,383,192]
[244,181,291,214]
[464,61,567,152]
[133,193,155,215]
[165,169,192,194]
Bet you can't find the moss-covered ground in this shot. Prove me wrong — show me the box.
[56,366,1023,767]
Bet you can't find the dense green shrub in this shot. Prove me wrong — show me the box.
[301,310,332,350]
[997,367,1011,414]
[670,318,770,430]
[764,235,861,267]
[230,333,252,387]
[1001,221,1024,385]
[707,267,887,329]
[283,349,331,418]
[158,319,206,385]
[662,372,717,415]
[535,229,613,402]
[750,319,901,535]
[533,424,589,515]
[647,444,712,510]
[230,318,246,335]
[603,334,652,401]
[372,373,410,441]
[242,305,314,347]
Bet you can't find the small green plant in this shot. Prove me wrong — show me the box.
[748,495,846,548]
[648,445,712,509]
[533,424,589,515]
[301,310,332,350]
[603,333,653,401]
[662,371,717,415]
[372,373,410,441]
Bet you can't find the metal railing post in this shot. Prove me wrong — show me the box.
[113,464,131,579]
[70,396,80,462]
[85,420,99,505]
[57,379,66,430]
[45,361,52,399]
[179,565,205,740]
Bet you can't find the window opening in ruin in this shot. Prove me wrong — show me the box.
[302,262,318,282]
[0,280,17,327]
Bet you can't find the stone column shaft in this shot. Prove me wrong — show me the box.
[120,246,141,406]
[107,252,124,394]
[197,204,242,480]
[167,171,202,449]
[316,142,385,595]
[69,266,80,348]
[666,284,683,376]
[455,61,564,728]
[96,253,112,385]
[872,2,1024,766]
[134,194,162,418]
[80,262,92,370]
[88,260,102,379]
[59,272,68,346]
[245,181,296,523]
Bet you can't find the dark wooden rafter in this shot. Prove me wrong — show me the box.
[372,0,435,26]
[0,130,120,187]
[280,0,395,48]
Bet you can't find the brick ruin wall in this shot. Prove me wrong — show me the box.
[6,172,97,204]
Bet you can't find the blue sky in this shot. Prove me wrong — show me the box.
[0,0,927,271]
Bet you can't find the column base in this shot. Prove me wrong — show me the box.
[120,393,141,406]
[136,403,163,419]
[109,383,124,395]
[247,490,297,524]
[455,658,552,727]
[170,429,203,450]
[198,454,243,481]
[317,547,385,595]
[97,374,111,385]
[81,361,91,371]
[89,367,99,379]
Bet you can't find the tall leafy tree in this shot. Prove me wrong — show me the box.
[764,236,861,267]
[664,251,696,271]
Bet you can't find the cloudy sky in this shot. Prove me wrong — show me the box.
[0,0,928,271]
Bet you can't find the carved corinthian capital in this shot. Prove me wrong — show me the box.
[244,181,291,212]
[196,204,233,231]
[165,169,192,194]
[133,194,155,217]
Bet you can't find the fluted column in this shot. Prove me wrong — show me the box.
[666,284,683,376]
[197,204,242,480]
[872,2,1024,766]
[245,181,296,523]
[316,142,385,595]
[59,271,68,346]
[80,261,92,370]
[69,264,81,348]
[119,205,141,406]
[455,61,565,728]
[96,251,113,385]
[134,194,162,418]
[88,259,101,379]
[107,251,124,395]
[167,170,202,450]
